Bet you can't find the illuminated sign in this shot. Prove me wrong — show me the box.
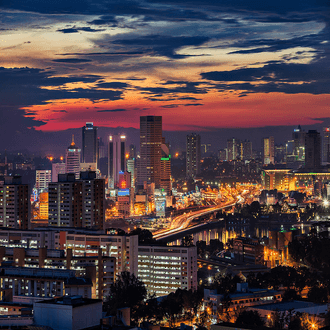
[118,189,130,196]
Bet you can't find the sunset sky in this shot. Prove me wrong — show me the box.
[0,0,329,151]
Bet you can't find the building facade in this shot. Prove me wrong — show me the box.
[186,133,201,177]
[52,163,66,183]
[35,170,52,193]
[138,116,163,187]
[305,130,321,170]
[0,176,30,230]
[263,136,275,165]
[48,172,105,230]
[108,134,126,189]
[138,245,198,297]
[65,136,81,179]
[82,122,98,166]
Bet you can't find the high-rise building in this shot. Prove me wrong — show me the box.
[227,138,240,161]
[263,136,275,165]
[82,122,98,166]
[52,163,66,182]
[138,116,162,187]
[108,134,126,189]
[126,159,135,188]
[305,130,321,170]
[48,172,105,229]
[292,125,306,161]
[129,144,136,159]
[0,176,30,229]
[186,133,201,177]
[65,135,81,179]
[323,127,330,163]
[35,169,52,192]
[160,142,172,194]
[241,140,253,161]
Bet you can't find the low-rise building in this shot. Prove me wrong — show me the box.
[0,266,92,302]
[204,283,282,322]
[0,246,115,300]
[34,295,102,330]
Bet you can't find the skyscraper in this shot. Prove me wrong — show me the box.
[138,116,162,187]
[305,130,321,170]
[227,138,240,161]
[186,133,201,178]
[241,140,253,161]
[160,142,172,194]
[292,125,305,161]
[323,127,330,163]
[82,122,98,166]
[65,135,81,179]
[108,134,126,189]
[263,136,275,165]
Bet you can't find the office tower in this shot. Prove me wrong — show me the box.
[305,130,321,170]
[275,144,286,163]
[323,127,330,163]
[218,149,227,161]
[186,133,201,178]
[263,136,275,165]
[82,122,98,165]
[52,163,66,182]
[35,169,52,192]
[129,144,136,159]
[201,143,211,155]
[227,138,240,161]
[292,125,306,161]
[241,140,253,161]
[98,137,107,159]
[127,159,135,188]
[160,143,172,194]
[139,116,163,187]
[108,134,126,189]
[48,172,105,229]
[138,245,197,297]
[0,176,30,229]
[65,135,81,179]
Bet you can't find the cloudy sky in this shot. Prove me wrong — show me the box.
[0,0,329,151]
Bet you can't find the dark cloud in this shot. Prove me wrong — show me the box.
[161,104,179,108]
[96,82,129,89]
[201,55,330,94]
[97,109,127,112]
[57,26,106,33]
[184,103,203,106]
[0,67,123,108]
[52,58,92,63]
[111,35,210,59]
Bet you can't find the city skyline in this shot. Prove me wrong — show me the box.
[0,0,329,152]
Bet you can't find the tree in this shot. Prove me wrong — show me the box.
[235,310,265,328]
[307,286,328,304]
[161,292,183,327]
[105,271,147,321]
[130,228,156,244]
[282,289,301,301]
[181,235,194,247]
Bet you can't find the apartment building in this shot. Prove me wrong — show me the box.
[138,245,198,297]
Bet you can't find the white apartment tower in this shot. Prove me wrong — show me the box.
[138,245,198,297]
[65,135,81,179]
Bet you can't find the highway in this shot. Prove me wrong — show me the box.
[153,200,236,240]
[153,186,260,241]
